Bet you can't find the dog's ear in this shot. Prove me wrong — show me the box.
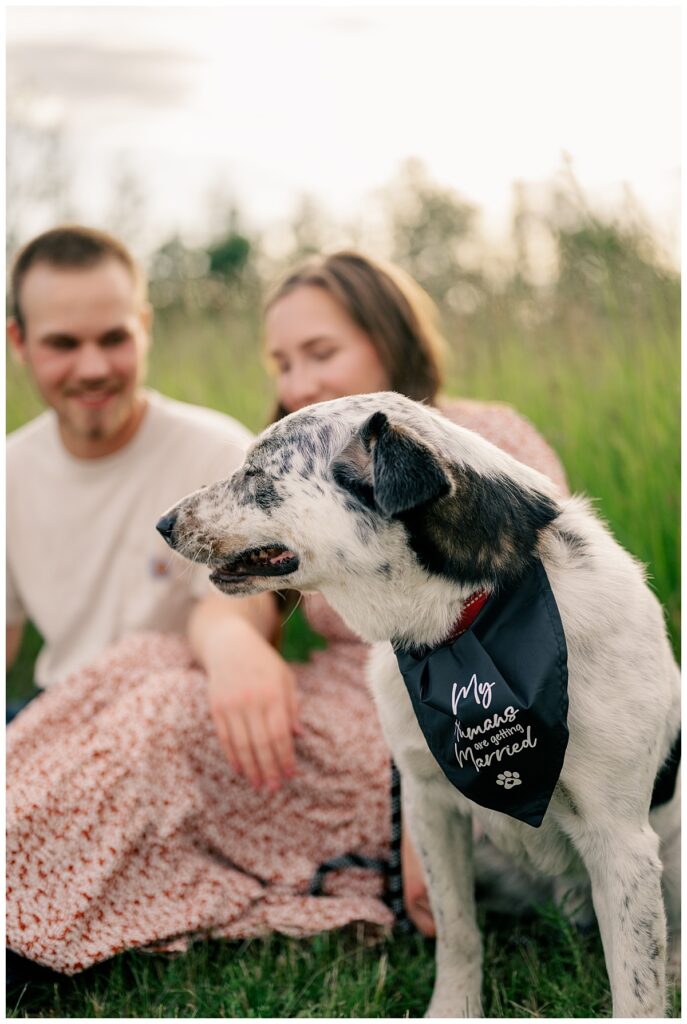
[411,464,561,586]
[332,411,451,517]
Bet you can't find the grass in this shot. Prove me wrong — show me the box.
[5,291,680,1016]
[9,911,680,1018]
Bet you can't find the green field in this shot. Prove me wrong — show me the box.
[6,915,682,1019]
[6,259,680,1016]
[8,289,680,653]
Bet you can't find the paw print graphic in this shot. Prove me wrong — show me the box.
[496,770,522,790]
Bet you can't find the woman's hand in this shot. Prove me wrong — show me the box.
[402,826,436,937]
[207,619,302,792]
[188,591,302,792]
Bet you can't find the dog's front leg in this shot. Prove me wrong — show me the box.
[574,821,667,1017]
[404,778,482,1017]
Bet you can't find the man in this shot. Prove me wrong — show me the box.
[6,226,299,780]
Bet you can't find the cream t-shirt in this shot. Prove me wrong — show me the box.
[6,390,254,688]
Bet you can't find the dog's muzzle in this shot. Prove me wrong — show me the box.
[156,508,300,587]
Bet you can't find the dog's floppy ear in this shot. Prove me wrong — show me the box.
[332,411,451,517]
[410,463,561,586]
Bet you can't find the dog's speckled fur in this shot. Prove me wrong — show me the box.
[161,392,680,1018]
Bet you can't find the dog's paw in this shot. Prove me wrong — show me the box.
[426,989,482,1018]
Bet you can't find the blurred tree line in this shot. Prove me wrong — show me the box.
[138,154,679,342]
[6,102,679,351]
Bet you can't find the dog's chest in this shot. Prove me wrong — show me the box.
[368,643,577,878]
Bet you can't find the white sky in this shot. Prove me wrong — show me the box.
[6,4,682,263]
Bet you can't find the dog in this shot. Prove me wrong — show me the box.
[157,392,680,1018]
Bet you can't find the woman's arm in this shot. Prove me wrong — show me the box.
[188,591,301,792]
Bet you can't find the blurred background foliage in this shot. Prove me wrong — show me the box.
[6,144,680,655]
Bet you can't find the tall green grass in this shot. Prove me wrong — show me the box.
[9,295,676,640]
[447,313,680,646]
[151,300,680,655]
[7,915,681,1018]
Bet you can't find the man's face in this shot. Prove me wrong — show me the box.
[9,258,152,457]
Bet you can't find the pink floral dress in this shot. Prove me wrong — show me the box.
[6,401,568,973]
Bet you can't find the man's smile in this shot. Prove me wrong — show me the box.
[66,387,121,409]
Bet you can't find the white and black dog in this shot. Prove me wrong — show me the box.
[157,392,680,1018]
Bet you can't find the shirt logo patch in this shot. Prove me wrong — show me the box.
[149,556,172,579]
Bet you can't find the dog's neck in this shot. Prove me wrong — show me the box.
[319,569,489,649]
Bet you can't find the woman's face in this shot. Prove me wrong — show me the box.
[265,285,391,414]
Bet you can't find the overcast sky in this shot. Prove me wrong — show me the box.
[6,5,681,263]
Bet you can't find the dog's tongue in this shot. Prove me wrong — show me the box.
[269,549,295,565]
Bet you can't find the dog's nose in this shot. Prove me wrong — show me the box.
[156,511,178,547]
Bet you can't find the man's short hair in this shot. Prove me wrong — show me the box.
[10,225,146,334]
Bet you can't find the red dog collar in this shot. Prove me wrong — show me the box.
[444,590,491,645]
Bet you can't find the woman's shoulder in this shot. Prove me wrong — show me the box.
[436,395,532,435]
[435,396,569,495]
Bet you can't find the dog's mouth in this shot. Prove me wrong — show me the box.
[209,544,299,585]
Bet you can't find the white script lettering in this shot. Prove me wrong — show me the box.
[451,674,496,713]
[454,726,538,772]
[454,706,519,743]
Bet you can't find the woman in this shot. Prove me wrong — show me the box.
[6,252,567,974]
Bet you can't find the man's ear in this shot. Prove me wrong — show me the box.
[7,318,27,365]
[137,302,154,354]
[139,302,154,335]
[332,411,451,517]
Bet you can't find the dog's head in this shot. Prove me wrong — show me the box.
[158,393,560,640]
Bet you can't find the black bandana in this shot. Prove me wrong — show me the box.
[395,559,569,828]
